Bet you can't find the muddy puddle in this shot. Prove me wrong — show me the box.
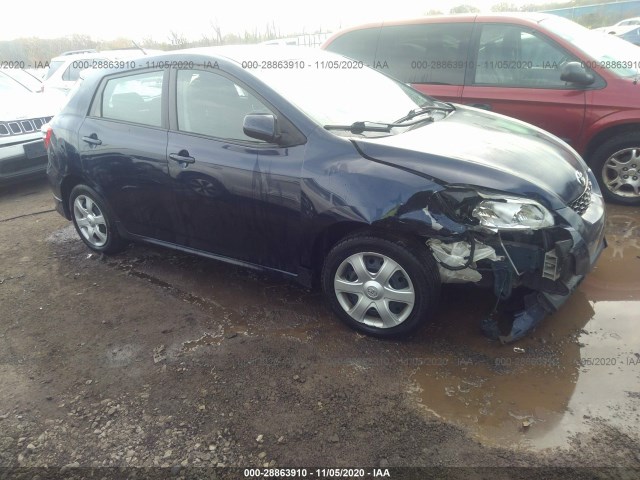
[409,204,640,450]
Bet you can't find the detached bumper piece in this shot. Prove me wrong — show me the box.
[481,274,583,344]
[480,228,605,343]
[429,225,606,344]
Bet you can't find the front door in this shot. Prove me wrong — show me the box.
[167,68,304,272]
[461,23,586,147]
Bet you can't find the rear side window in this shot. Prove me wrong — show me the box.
[100,71,163,127]
[473,25,574,88]
[324,28,380,66]
[376,23,473,85]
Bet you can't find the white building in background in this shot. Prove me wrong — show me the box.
[261,32,331,47]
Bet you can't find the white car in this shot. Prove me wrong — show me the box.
[594,16,640,35]
[0,71,59,183]
[43,49,163,96]
[42,51,110,95]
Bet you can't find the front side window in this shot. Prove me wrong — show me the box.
[101,71,163,127]
[376,23,473,85]
[176,69,272,142]
[540,16,639,77]
[474,25,574,88]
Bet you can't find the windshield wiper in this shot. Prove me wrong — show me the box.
[324,117,436,134]
[324,121,393,134]
[395,103,455,123]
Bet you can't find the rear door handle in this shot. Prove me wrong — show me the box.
[82,135,102,145]
[471,103,492,111]
[169,152,196,164]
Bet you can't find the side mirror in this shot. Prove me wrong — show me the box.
[243,114,278,143]
[560,62,595,86]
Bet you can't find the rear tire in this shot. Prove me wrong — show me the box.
[591,133,640,205]
[69,185,126,254]
[321,235,440,337]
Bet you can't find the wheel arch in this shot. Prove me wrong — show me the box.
[306,217,445,287]
[59,174,86,219]
[584,122,640,164]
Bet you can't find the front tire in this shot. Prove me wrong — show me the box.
[321,235,440,337]
[591,133,640,205]
[69,185,125,254]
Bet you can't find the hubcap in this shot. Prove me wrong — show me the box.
[602,148,640,198]
[333,252,415,329]
[73,195,108,247]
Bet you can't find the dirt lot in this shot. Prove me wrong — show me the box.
[1,178,639,479]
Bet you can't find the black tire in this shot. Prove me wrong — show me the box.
[590,132,640,205]
[321,235,440,338]
[68,185,126,254]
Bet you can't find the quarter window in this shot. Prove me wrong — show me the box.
[324,28,380,66]
[101,71,163,127]
[375,23,473,85]
[176,69,272,142]
[62,58,107,82]
[44,60,65,80]
[474,25,574,88]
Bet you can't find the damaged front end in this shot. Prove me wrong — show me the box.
[396,181,607,343]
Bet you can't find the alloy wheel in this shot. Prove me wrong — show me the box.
[601,147,640,198]
[73,195,108,247]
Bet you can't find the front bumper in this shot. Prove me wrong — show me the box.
[0,133,48,182]
[481,187,606,343]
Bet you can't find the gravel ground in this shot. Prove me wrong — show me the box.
[0,178,639,480]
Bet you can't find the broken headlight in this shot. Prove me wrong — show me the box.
[472,196,554,231]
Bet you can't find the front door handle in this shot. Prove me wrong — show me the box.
[169,151,196,164]
[82,134,102,145]
[471,103,492,111]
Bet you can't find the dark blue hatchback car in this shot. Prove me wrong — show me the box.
[45,46,606,342]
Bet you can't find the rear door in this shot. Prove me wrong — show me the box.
[78,69,179,241]
[461,23,586,146]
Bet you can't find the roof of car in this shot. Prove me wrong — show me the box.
[161,45,340,64]
[50,51,109,62]
[322,12,557,43]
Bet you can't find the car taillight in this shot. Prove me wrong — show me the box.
[43,126,53,149]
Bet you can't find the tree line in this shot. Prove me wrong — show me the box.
[1,1,637,65]
[0,22,300,65]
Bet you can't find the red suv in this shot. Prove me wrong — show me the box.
[323,13,640,205]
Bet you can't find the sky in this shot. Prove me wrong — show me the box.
[0,0,553,42]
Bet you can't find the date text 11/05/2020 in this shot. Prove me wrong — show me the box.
[243,468,390,477]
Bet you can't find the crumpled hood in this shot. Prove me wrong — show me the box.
[354,106,590,210]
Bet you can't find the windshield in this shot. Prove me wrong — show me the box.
[249,59,434,127]
[0,72,30,94]
[541,16,640,77]
[0,69,42,92]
